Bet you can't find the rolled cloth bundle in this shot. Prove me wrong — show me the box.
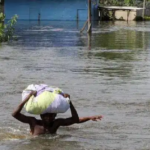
[22,84,70,115]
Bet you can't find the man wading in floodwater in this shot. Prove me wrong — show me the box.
[12,91,102,136]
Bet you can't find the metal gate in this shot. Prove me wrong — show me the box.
[5,0,88,20]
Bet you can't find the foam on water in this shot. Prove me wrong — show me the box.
[0,127,29,141]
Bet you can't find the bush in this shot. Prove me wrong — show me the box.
[99,0,139,6]
[0,13,18,42]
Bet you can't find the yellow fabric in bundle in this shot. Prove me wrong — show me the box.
[25,91,57,115]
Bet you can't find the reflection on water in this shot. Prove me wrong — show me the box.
[12,20,149,50]
[92,29,147,50]
[89,21,148,50]
[1,20,150,150]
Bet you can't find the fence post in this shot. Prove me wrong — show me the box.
[142,0,146,19]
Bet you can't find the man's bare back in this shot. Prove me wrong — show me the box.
[12,91,102,136]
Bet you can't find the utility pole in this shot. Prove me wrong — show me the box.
[80,0,92,33]
[87,0,92,33]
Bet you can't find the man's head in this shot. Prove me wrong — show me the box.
[40,113,57,125]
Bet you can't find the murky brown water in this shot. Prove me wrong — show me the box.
[0,20,150,150]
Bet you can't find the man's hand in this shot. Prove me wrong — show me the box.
[90,115,103,121]
[79,115,103,123]
[63,93,70,99]
[31,90,37,97]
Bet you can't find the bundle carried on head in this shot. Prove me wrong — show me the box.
[22,84,70,115]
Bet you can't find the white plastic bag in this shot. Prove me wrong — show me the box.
[22,84,70,115]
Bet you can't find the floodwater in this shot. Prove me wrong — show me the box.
[0,20,150,150]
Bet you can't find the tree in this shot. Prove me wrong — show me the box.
[99,0,142,6]
[0,13,18,42]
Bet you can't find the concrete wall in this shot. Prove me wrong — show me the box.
[115,9,143,21]
[4,0,88,21]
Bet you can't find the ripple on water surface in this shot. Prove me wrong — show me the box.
[0,21,150,150]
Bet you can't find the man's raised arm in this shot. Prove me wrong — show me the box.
[12,91,37,124]
[54,100,79,128]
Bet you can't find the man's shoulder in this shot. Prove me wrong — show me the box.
[28,116,37,124]
[53,118,66,125]
[29,117,42,126]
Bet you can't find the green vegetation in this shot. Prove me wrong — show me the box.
[124,0,135,6]
[99,0,150,6]
[144,16,150,20]
[0,13,18,43]
[99,0,134,6]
